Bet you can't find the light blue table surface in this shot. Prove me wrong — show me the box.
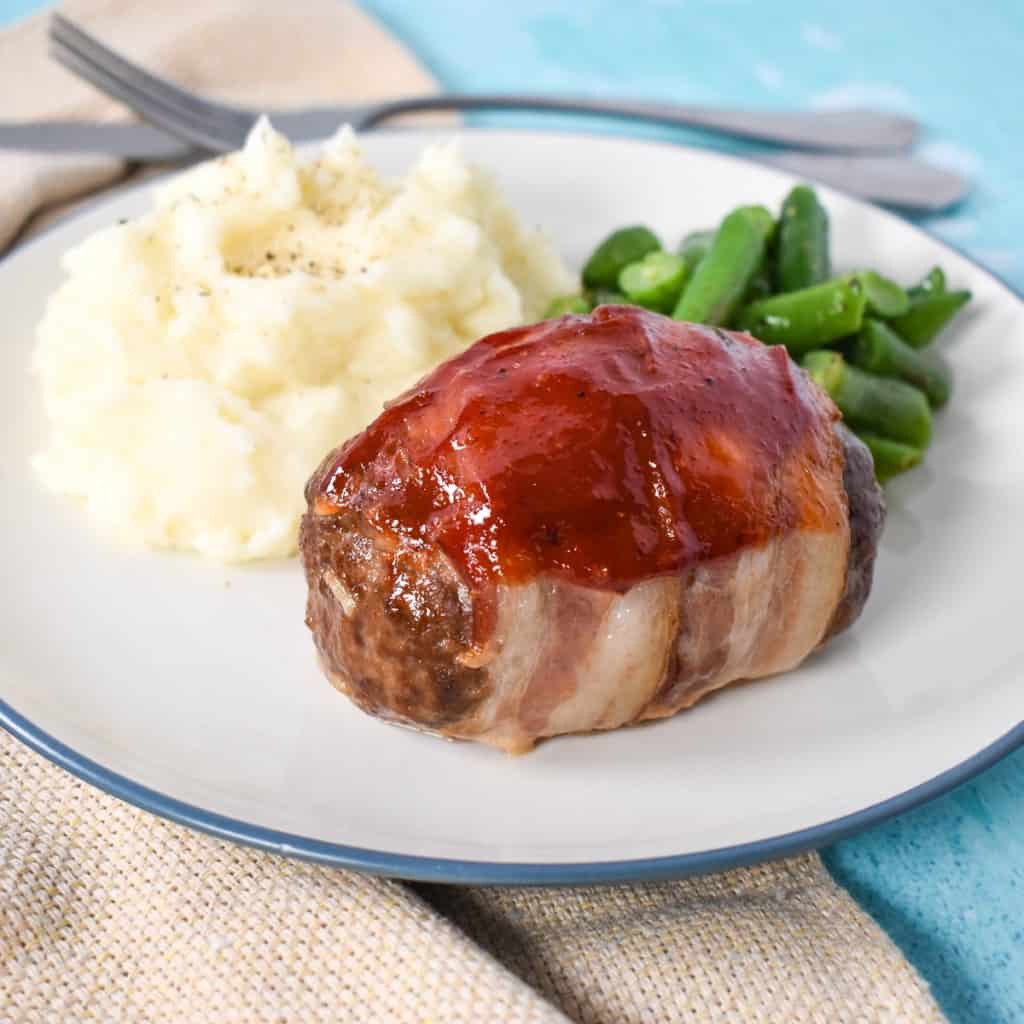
[3,0,1022,1020]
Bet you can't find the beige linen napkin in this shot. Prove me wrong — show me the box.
[2,732,945,1024]
[0,0,440,248]
[0,3,947,1022]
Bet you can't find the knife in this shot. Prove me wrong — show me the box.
[0,120,970,211]
[0,121,195,162]
[0,110,356,161]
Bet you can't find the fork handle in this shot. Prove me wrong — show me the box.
[355,94,917,153]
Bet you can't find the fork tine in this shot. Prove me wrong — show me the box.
[50,14,235,123]
[49,37,240,153]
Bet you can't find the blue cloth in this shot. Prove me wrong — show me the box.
[2,0,1022,1019]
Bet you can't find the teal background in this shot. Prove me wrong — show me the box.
[3,1,1022,1020]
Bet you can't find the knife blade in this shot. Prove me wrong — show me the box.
[0,112,348,161]
[0,121,196,161]
[0,119,970,211]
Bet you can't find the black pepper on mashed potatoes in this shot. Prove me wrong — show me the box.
[31,120,572,561]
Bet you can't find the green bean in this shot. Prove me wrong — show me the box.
[888,289,971,348]
[677,229,715,275]
[777,184,830,292]
[854,270,910,318]
[739,234,780,315]
[736,276,867,356]
[618,251,688,312]
[908,266,946,299]
[582,226,661,289]
[587,287,628,307]
[847,318,952,408]
[742,268,774,304]
[672,206,774,325]
[543,294,591,318]
[856,432,924,484]
[802,350,932,449]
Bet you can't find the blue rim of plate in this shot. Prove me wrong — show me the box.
[3,128,1023,885]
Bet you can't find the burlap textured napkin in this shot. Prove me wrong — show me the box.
[0,0,440,248]
[0,3,947,1021]
[1,732,945,1024]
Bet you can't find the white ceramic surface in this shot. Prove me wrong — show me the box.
[2,130,1022,880]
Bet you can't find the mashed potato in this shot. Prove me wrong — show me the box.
[33,120,572,561]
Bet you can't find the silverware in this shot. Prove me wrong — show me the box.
[758,152,968,212]
[0,120,190,161]
[48,14,917,154]
[36,14,968,211]
[0,119,969,213]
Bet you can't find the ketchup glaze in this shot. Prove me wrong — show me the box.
[311,306,844,594]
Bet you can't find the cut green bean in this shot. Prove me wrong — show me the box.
[672,205,774,325]
[857,432,924,484]
[802,350,932,449]
[888,289,971,348]
[908,266,946,299]
[678,229,715,275]
[543,294,591,318]
[777,184,830,292]
[854,270,910,318]
[743,268,774,304]
[582,226,661,289]
[736,276,867,356]
[618,251,688,312]
[847,318,952,408]
[587,287,628,307]
[742,234,780,312]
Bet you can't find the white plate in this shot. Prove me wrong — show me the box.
[3,130,1022,884]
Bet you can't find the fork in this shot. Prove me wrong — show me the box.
[48,15,969,211]
[48,13,918,155]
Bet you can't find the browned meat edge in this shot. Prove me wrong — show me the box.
[300,510,491,729]
[823,424,886,641]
